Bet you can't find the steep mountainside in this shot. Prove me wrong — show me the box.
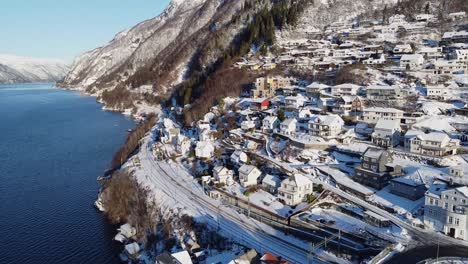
[59,0,244,95]
[0,54,69,84]
[59,0,403,112]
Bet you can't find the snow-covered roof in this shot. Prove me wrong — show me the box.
[239,164,259,175]
[400,54,424,61]
[262,174,281,187]
[375,118,401,131]
[415,132,449,143]
[283,174,311,187]
[364,107,404,113]
[391,177,424,187]
[363,147,385,159]
[172,251,193,264]
[124,242,140,255]
[404,129,425,138]
[333,83,361,89]
[366,85,398,90]
[426,183,448,198]
[281,118,297,126]
[309,115,344,126]
[307,82,330,89]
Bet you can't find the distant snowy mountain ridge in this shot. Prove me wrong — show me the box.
[0,54,69,84]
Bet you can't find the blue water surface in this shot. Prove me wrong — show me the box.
[0,83,135,263]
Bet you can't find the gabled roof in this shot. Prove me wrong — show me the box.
[363,147,386,159]
[375,118,401,131]
[415,132,449,143]
[309,115,344,126]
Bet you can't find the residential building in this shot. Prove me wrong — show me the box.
[408,132,460,156]
[332,96,363,115]
[230,150,248,165]
[389,177,427,200]
[426,85,449,100]
[285,94,306,109]
[330,83,361,96]
[262,174,281,194]
[262,115,280,132]
[424,183,468,240]
[434,60,468,74]
[308,115,344,139]
[238,164,262,187]
[366,85,402,100]
[317,97,336,110]
[371,118,401,147]
[393,44,413,54]
[454,49,468,64]
[354,148,401,189]
[213,166,234,186]
[306,82,329,96]
[362,107,404,124]
[442,31,468,44]
[278,174,313,206]
[251,76,295,98]
[417,47,443,59]
[280,118,297,135]
[195,141,214,159]
[400,54,424,70]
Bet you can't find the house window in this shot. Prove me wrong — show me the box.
[444,202,449,209]
[455,218,460,226]
[430,198,434,205]
[448,216,453,224]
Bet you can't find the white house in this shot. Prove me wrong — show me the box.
[262,174,281,194]
[331,83,361,96]
[238,164,262,187]
[454,49,468,64]
[393,44,413,54]
[366,85,402,100]
[400,54,424,70]
[213,166,234,186]
[417,47,443,59]
[362,107,404,124]
[278,174,313,206]
[363,54,386,65]
[408,132,460,156]
[426,85,448,100]
[317,97,336,110]
[371,118,401,147]
[262,115,280,132]
[306,82,330,96]
[285,94,306,109]
[280,118,297,135]
[308,115,344,139]
[434,60,468,75]
[195,141,214,159]
[230,150,248,165]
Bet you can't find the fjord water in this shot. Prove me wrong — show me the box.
[0,83,135,263]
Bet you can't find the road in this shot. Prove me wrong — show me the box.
[138,137,332,264]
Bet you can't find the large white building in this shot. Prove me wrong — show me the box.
[362,107,404,124]
[424,183,468,241]
[308,115,344,139]
[408,132,459,157]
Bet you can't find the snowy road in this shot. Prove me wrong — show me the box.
[138,137,336,264]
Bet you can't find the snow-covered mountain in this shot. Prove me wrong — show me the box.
[0,54,69,84]
[59,0,399,110]
[59,0,241,94]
